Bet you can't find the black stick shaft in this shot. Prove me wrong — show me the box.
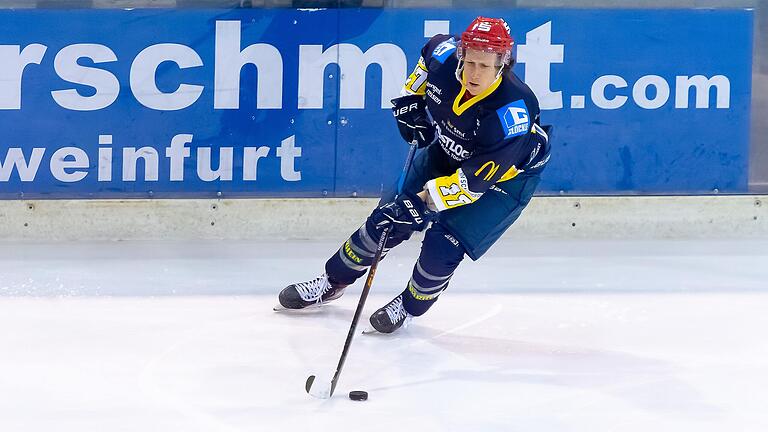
[325,144,416,397]
[328,226,390,397]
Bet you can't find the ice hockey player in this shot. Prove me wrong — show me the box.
[277,16,551,334]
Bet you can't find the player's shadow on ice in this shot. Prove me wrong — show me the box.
[363,325,723,417]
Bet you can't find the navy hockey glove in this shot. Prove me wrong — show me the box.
[372,192,435,234]
[391,95,435,148]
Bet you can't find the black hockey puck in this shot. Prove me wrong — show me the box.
[348,390,368,401]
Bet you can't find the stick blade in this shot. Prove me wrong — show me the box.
[305,374,332,399]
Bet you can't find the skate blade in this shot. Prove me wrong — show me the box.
[361,316,412,335]
[361,324,383,335]
[272,302,327,312]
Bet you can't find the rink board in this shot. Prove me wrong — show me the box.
[1,195,766,241]
[0,8,753,198]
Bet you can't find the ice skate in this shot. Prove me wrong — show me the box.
[367,294,412,334]
[274,273,346,311]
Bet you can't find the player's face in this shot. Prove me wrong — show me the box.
[462,48,501,95]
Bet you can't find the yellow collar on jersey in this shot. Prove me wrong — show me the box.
[452,72,502,116]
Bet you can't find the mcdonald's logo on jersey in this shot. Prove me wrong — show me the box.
[474,160,500,181]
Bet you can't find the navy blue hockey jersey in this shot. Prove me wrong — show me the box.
[401,34,551,212]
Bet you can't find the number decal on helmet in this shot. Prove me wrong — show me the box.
[472,21,493,32]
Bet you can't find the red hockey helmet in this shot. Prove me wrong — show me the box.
[457,16,514,67]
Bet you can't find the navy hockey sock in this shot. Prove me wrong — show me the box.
[325,218,412,286]
[401,223,466,316]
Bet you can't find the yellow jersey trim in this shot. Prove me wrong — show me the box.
[452,71,502,116]
[498,166,521,183]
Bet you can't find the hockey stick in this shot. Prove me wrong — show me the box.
[306,143,417,399]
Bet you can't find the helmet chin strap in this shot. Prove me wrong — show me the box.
[495,65,505,80]
[454,59,465,84]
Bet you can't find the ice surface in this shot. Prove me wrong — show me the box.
[1,239,768,431]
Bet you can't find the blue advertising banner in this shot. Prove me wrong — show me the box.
[0,8,753,198]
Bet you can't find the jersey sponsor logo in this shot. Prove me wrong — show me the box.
[496,100,530,139]
[444,120,468,139]
[432,38,457,64]
[441,139,470,161]
[474,160,500,181]
[426,82,442,95]
[426,91,442,105]
[435,123,471,161]
[426,82,442,104]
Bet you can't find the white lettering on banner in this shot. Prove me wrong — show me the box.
[633,75,670,109]
[517,21,564,110]
[0,20,735,113]
[243,146,270,181]
[0,148,45,181]
[675,75,730,109]
[123,147,159,181]
[166,134,192,181]
[214,20,283,110]
[50,147,89,182]
[0,134,303,183]
[592,73,731,110]
[517,21,731,110]
[276,135,302,181]
[298,43,406,109]
[0,44,47,109]
[130,43,204,111]
[592,75,629,109]
[51,44,120,111]
[98,135,112,182]
[198,147,234,181]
